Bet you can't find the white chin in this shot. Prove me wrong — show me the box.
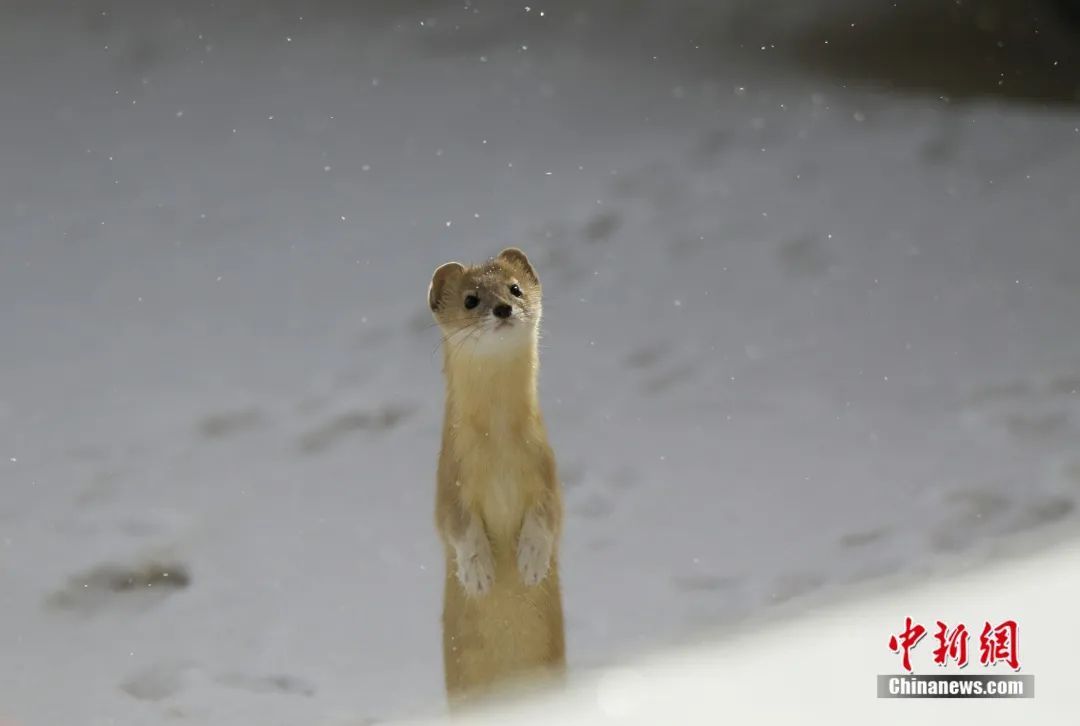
[466,322,530,357]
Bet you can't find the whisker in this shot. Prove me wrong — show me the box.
[431,319,486,359]
[442,326,482,361]
[417,313,489,332]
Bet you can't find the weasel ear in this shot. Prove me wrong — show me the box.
[429,262,464,312]
[497,247,539,285]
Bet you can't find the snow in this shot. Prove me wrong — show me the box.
[411,528,1080,725]
[2,1,1079,724]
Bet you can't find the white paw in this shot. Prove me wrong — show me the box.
[517,514,553,587]
[453,521,495,597]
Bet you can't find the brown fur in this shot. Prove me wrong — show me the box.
[428,248,565,708]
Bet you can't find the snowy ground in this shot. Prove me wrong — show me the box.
[2,1,1080,724]
[412,531,1080,725]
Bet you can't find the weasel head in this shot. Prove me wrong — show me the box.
[428,247,542,359]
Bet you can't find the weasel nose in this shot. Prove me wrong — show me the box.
[493,304,512,319]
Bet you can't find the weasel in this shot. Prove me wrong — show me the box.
[428,247,565,707]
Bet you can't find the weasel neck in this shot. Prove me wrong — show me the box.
[444,341,540,435]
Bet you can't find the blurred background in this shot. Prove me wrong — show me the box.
[2,1,1079,724]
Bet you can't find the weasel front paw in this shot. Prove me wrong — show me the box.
[453,521,495,597]
[517,513,553,587]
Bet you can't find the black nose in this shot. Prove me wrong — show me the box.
[493,304,512,319]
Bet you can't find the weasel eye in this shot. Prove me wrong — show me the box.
[509,284,523,298]
[464,295,480,309]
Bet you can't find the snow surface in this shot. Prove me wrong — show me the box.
[2,1,1080,724]
[411,528,1080,725]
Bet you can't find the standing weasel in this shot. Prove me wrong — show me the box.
[428,247,565,707]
